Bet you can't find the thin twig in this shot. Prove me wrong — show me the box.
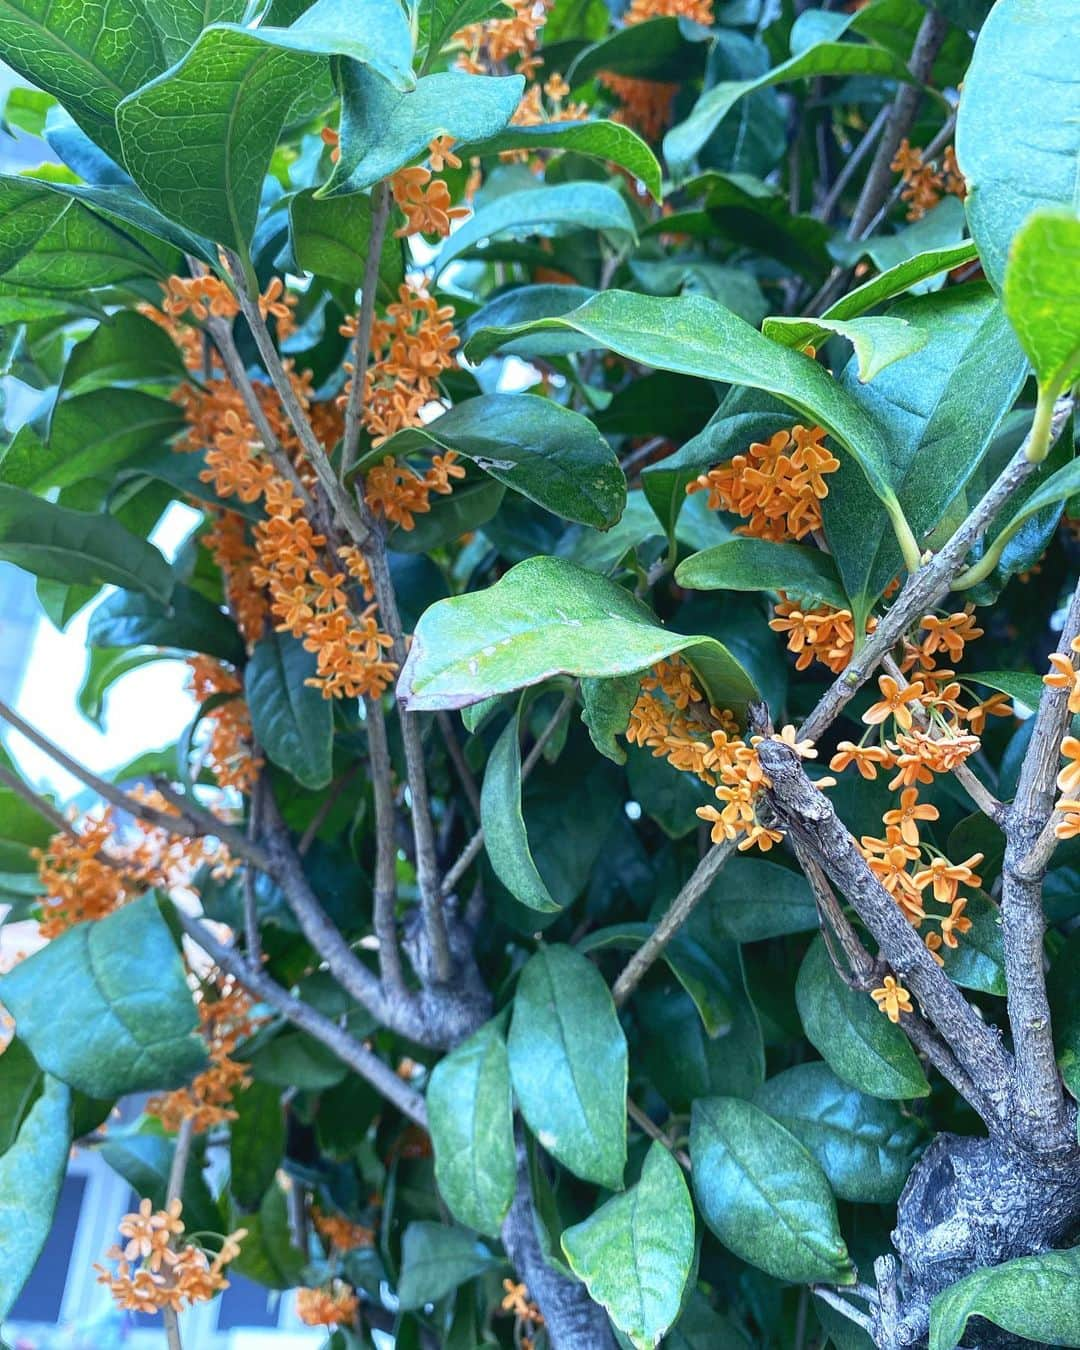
[438,711,482,820]
[812,1286,876,1335]
[626,1099,691,1172]
[0,763,76,838]
[162,1115,196,1350]
[341,179,391,478]
[242,780,263,964]
[817,105,889,223]
[367,696,406,991]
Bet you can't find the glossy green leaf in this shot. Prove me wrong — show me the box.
[397,1222,500,1310]
[397,556,759,718]
[796,937,929,1100]
[230,1080,286,1210]
[427,1019,517,1237]
[676,539,848,610]
[465,290,918,565]
[460,283,597,359]
[375,394,626,530]
[87,584,244,664]
[417,0,511,72]
[938,891,1006,997]
[0,1076,72,1320]
[561,1142,695,1350]
[930,1246,1080,1350]
[245,630,333,791]
[231,1178,307,1289]
[821,241,979,324]
[0,483,173,600]
[481,706,561,913]
[0,1038,43,1157]
[0,895,205,1098]
[960,454,1080,585]
[820,284,1028,626]
[754,1062,924,1204]
[59,310,187,396]
[323,64,523,195]
[664,40,915,174]
[507,944,627,1189]
[459,119,663,202]
[690,1096,854,1285]
[1002,209,1080,398]
[580,673,640,765]
[762,315,929,383]
[289,188,405,295]
[955,0,1079,289]
[434,182,637,274]
[570,18,699,84]
[708,856,820,942]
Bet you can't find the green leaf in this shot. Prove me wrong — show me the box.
[795,936,930,1101]
[709,856,819,943]
[676,539,848,611]
[754,1062,924,1204]
[561,1142,695,1350]
[230,1080,286,1210]
[481,705,562,913]
[396,1222,500,1310]
[434,182,637,274]
[0,0,165,157]
[0,483,174,600]
[507,944,627,1189]
[87,584,244,664]
[99,1129,224,1237]
[59,310,187,396]
[690,1096,854,1285]
[245,630,334,791]
[580,673,640,765]
[464,290,920,568]
[569,18,701,85]
[149,0,249,62]
[1003,209,1080,399]
[397,556,759,720]
[417,0,511,72]
[938,891,1006,997]
[116,26,323,257]
[323,64,523,195]
[460,283,597,359]
[0,1076,72,1320]
[0,895,205,1099]
[231,1178,307,1288]
[930,1246,1080,1350]
[955,0,1079,289]
[427,1019,517,1238]
[0,1038,44,1157]
[820,241,979,324]
[761,315,929,383]
[959,454,1080,586]
[820,285,1028,626]
[1047,928,1080,1099]
[664,40,916,175]
[459,120,663,203]
[374,395,626,530]
[289,188,405,295]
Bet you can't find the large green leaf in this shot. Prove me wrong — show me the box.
[676,539,848,611]
[481,706,562,913]
[569,17,700,84]
[374,394,626,530]
[754,1062,924,1204]
[59,309,187,397]
[1002,209,1080,402]
[0,1038,44,1157]
[930,1246,1080,1350]
[507,944,627,1190]
[795,937,930,1101]
[690,1096,854,1285]
[87,584,244,664]
[245,630,333,791]
[0,895,205,1098]
[465,290,920,568]
[459,120,663,202]
[397,1222,500,1309]
[434,182,637,274]
[955,0,1080,289]
[1,390,184,494]
[0,0,164,157]
[664,40,916,175]
[150,0,249,62]
[761,315,929,384]
[323,64,523,195]
[396,556,759,718]
[427,1019,517,1238]
[231,1177,307,1289]
[0,483,174,600]
[289,188,405,296]
[229,1080,286,1211]
[821,241,979,324]
[820,284,1028,626]
[0,1075,72,1320]
[708,856,819,943]
[561,1142,695,1350]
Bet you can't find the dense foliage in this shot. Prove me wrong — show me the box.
[0,0,1078,1346]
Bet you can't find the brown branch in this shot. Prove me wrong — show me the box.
[999,578,1080,1150]
[242,779,263,964]
[626,1099,691,1172]
[341,178,391,478]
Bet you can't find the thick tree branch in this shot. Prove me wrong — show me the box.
[1000,579,1080,1151]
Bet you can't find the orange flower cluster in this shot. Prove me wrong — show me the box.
[890,140,966,220]
[186,656,262,793]
[599,0,713,140]
[148,975,265,1132]
[456,0,553,77]
[297,1280,359,1327]
[502,1278,545,1345]
[96,1199,245,1314]
[312,1206,375,1253]
[202,511,268,645]
[770,601,873,675]
[509,73,589,142]
[391,138,469,238]
[686,425,839,543]
[347,281,460,445]
[365,452,467,530]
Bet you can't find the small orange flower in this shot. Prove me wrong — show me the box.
[1044,652,1080,714]
[1056,800,1080,840]
[882,787,940,847]
[863,675,926,731]
[297,1281,359,1327]
[1058,737,1080,796]
[871,975,913,1023]
[912,853,983,905]
[829,741,894,780]
[964,692,1014,735]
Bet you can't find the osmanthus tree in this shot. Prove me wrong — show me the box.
[0,0,1078,1345]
